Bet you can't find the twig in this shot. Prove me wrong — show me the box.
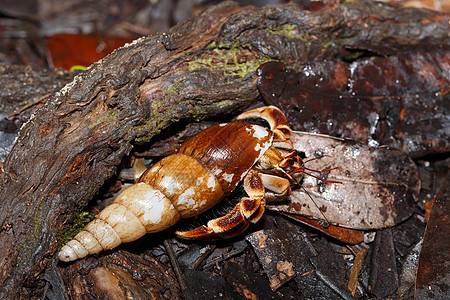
[6,94,50,119]
[163,239,188,294]
[347,247,368,296]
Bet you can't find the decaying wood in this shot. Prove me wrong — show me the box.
[56,250,182,299]
[0,1,447,298]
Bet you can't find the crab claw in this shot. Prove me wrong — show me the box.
[176,170,266,240]
[236,106,292,140]
[175,225,215,240]
[176,200,264,240]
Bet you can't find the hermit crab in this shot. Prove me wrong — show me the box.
[58,106,309,262]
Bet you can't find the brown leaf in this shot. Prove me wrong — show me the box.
[367,229,399,298]
[280,212,364,244]
[246,230,298,291]
[268,131,420,229]
[415,180,450,299]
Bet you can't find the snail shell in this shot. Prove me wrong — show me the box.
[58,123,272,262]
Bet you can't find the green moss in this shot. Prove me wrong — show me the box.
[266,24,311,46]
[206,41,223,49]
[133,100,178,143]
[88,110,120,129]
[56,211,91,249]
[321,36,354,49]
[209,99,234,108]
[188,41,274,79]
[16,197,55,268]
[297,33,312,46]
[135,40,274,143]
[129,67,140,77]
[164,80,182,98]
[134,96,233,144]
[321,40,335,49]
[266,24,296,38]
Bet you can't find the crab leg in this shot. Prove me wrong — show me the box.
[176,170,266,239]
[259,173,290,197]
[236,106,293,149]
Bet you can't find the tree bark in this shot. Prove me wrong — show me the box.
[0,1,447,298]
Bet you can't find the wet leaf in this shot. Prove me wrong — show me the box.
[183,269,225,299]
[257,46,450,157]
[268,131,420,230]
[367,229,399,298]
[245,219,350,297]
[224,261,298,299]
[246,229,300,291]
[415,181,450,299]
[398,240,422,298]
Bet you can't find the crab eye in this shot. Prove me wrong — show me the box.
[296,151,306,159]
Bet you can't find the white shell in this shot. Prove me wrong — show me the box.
[58,183,180,262]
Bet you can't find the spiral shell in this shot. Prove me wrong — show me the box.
[58,123,273,262]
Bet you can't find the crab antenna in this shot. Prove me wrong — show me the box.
[287,160,339,227]
[303,166,339,174]
[286,164,332,227]
[289,167,342,184]
[304,171,342,184]
[300,186,330,227]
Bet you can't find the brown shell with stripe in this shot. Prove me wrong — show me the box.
[178,122,274,194]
